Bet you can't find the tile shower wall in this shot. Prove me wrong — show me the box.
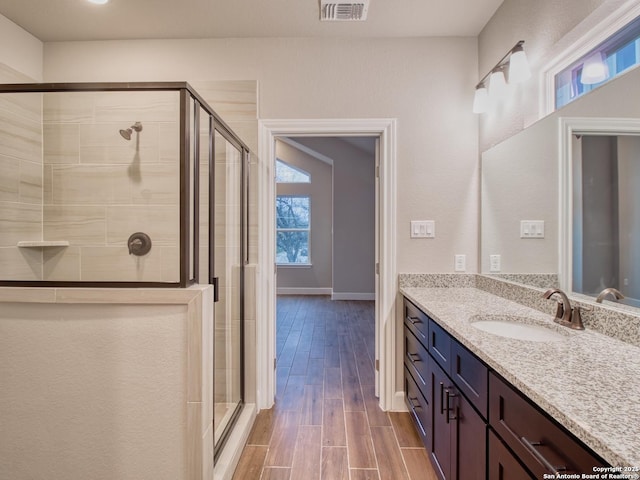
[0,65,44,280]
[41,90,181,282]
[193,81,258,409]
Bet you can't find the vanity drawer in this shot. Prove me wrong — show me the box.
[489,372,605,478]
[404,326,429,390]
[404,365,431,449]
[488,429,535,480]
[451,338,488,418]
[404,298,429,345]
[428,318,451,374]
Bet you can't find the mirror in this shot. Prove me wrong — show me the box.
[480,64,640,309]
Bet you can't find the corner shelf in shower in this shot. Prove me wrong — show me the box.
[17,241,70,248]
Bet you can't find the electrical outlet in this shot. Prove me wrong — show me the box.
[454,254,466,272]
[490,254,501,272]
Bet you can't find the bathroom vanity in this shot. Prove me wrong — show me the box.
[400,279,640,480]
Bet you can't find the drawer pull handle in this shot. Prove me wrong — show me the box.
[408,352,421,362]
[407,315,422,325]
[521,437,567,475]
[440,382,445,414]
[444,388,457,424]
[408,396,421,410]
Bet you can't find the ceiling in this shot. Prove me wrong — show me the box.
[0,0,503,42]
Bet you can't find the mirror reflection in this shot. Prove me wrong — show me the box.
[572,134,640,307]
[480,63,640,310]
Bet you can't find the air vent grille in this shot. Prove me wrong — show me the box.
[320,0,369,21]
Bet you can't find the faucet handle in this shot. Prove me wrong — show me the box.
[569,305,589,330]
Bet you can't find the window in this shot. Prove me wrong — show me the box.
[276,159,311,183]
[276,195,310,264]
[555,15,640,109]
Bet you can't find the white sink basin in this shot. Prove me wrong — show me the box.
[469,315,569,342]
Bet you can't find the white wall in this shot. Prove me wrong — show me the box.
[477,0,624,151]
[43,37,479,274]
[0,13,43,81]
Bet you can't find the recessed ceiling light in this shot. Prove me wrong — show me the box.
[87,0,109,4]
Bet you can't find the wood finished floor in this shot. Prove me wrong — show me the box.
[232,295,437,480]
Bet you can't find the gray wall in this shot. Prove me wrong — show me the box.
[617,136,640,300]
[275,139,333,292]
[579,136,618,293]
[295,137,376,298]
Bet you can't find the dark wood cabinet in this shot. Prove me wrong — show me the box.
[402,296,609,480]
[429,355,486,480]
[403,298,486,480]
[488,372,606,477]
[488,429,535,480]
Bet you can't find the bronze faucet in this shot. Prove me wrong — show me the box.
[596,287,624,304]
[542,289,586,330]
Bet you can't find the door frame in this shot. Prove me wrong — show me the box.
[256,118,399,411]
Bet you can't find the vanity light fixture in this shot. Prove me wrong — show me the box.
[87,0,109,4]
[473,40,531,113]
[580,51,609,84]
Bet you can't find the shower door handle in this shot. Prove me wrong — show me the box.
[212,277,220,303]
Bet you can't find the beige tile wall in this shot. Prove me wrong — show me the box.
[193,81,258,414]
[2,80,258,287]
[42,90,182,282]
[0,66,44,281]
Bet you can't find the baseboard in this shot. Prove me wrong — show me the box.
[276,287,332,295]
[331,292,376,301]
[213,403,257,480]
[392,391,408,412]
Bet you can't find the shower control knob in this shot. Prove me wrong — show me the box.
[127,232,152,256]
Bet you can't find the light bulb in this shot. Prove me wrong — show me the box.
[508,46,531,83]
[489,69,508,100]
[473,85,489,113]
[581,51,609,85]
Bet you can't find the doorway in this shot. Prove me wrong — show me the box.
[257,119,399,413]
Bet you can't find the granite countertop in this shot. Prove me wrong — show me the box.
[400,286,640,468]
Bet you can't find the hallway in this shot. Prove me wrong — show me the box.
[232,296,437,479]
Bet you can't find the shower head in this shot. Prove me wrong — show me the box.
[119,122,143,140]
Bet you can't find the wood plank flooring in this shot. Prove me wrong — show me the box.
[232,295,437,480]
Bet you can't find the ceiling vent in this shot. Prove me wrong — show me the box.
[320,0,369,21]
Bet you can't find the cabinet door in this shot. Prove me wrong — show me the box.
[453,390,486,480]
[489,373,606,477]
[488,429,534,480]
[429,359,452,480]
[429,319,451,374]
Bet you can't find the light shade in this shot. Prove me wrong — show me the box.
[87,0,109,4]
[581,51,609,84]
[508,46,531,83]
[473,85,489,113]
[489,68,508,100]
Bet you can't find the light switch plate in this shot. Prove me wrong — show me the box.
[410,220,435,238]
[520,220,545,238]
[454,254,466,272]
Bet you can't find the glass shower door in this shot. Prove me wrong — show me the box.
[212,129,244,456]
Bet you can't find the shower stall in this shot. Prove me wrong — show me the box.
[0,82,247,462]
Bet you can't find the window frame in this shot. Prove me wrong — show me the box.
[541,3,640,116]
[275,194,312,266]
